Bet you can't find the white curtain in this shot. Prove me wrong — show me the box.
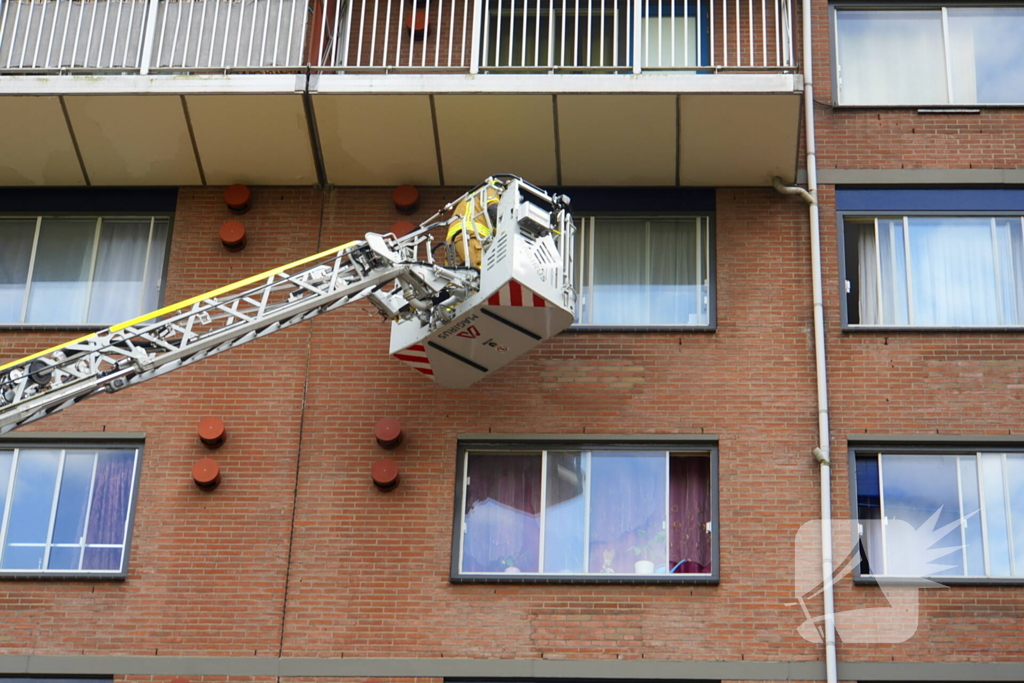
[836,9,947,105]
[585,217,703,325]
[0,220,36,324]
[948,8,1024,105]
[857,216,1023,326]
[25,219,96,325]
[87,220,151,324]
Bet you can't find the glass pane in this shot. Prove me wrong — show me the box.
[994,219,1018,325]
[948,8,1024,104]
[0,451,12,525]
[668,455,711,573]
[52,452,96,544]
[0,220,35,324]
[980,454,1011,576]
[82,546,122,571]
[2,545,45,571]
[642,14,699,67]
[143,219,170,314]
[87,220,151,324]
[25,219,96,324]
[1005,455,1024,576]
[907,217,999,326]
[588,451,666,574]
[47,545,82,570]
[86,450,136,546]
[856,456,883,574]
[836,9,947,105]
[590,219,648,324]
[3,449,60,569]
[880,455,963,576]
[462,453,541,573]
[649,218,704,325]
[959,456,986,576]
[543,452,587,573]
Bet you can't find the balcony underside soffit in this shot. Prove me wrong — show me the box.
[0,87,800,187]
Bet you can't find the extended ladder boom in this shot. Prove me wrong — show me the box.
[0,176,575,434]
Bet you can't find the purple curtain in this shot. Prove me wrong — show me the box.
[82,450,135,571]
[463,454,541,572]
[669,456,711,573]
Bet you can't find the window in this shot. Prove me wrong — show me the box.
[452,441,717,581]
[843,214,1024,326]
[574,216,712,326]
[0,444,140,576]
[0,216,170,326]
[854,447,1024,580]
[834,6,1024,105]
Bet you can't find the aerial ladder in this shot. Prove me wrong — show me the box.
[0,176,576,435]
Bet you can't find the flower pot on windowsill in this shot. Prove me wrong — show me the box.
[504,566,521,573]
[634,560,655,574]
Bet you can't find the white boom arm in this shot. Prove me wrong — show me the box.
[0,176,575,434]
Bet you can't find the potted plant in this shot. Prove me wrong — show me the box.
[629,529,666,574]
[500,555,521,573]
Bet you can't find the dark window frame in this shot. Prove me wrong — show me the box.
[0,210,174,331]
[848,441,1024,586]
[570,210,717,332]
[837,202,1024,331]
[450,435,720,584]
[0,434,144,580]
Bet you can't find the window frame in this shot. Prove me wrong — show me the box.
[838,206,1024,330]
[848,440,1024,586]
[0,433,144,579]
[450,435,720,584]
[830,1,1024,108]
[0,211,174,330]
[571,211,717,332]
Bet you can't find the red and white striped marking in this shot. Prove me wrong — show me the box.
[487,281,547,308]
[393,344,434,376]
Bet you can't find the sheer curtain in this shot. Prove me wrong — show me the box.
[836,10,947,105]
[88,220,152,324]
[948,8,1024,105]
[82,449,136,571]
[587,452,666,573]
[0,220,36,323]
[462,454,541,572]
[25,219,96,324]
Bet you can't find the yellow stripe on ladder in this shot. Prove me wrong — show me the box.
[0,241,360,374]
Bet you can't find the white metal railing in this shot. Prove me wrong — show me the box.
[313,0,793,71]
[0,0,309,71]
[311,0,474,69]
[0,0,793,72]
[0,0,148,70]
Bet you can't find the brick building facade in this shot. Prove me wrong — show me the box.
[1,0,1023,682]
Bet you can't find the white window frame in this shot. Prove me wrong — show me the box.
[573,214,714,328]
[0,442,142,578]
[0,214,171,327]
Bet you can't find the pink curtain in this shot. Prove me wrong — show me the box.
[669,456,711,573]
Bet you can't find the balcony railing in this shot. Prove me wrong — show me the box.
[0,0,793,73]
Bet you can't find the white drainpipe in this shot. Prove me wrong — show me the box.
[773,0,838,680]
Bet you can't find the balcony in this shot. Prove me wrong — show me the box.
[0,0,802,186]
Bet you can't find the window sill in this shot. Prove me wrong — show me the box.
[0,571,127,580]
[854,574,1024,587]
[843,325,1024,333]
[0,324,108,332]
[568,324,717,333]
[451,573,719,585]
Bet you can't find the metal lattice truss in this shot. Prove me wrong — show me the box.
[0,230,480,435]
